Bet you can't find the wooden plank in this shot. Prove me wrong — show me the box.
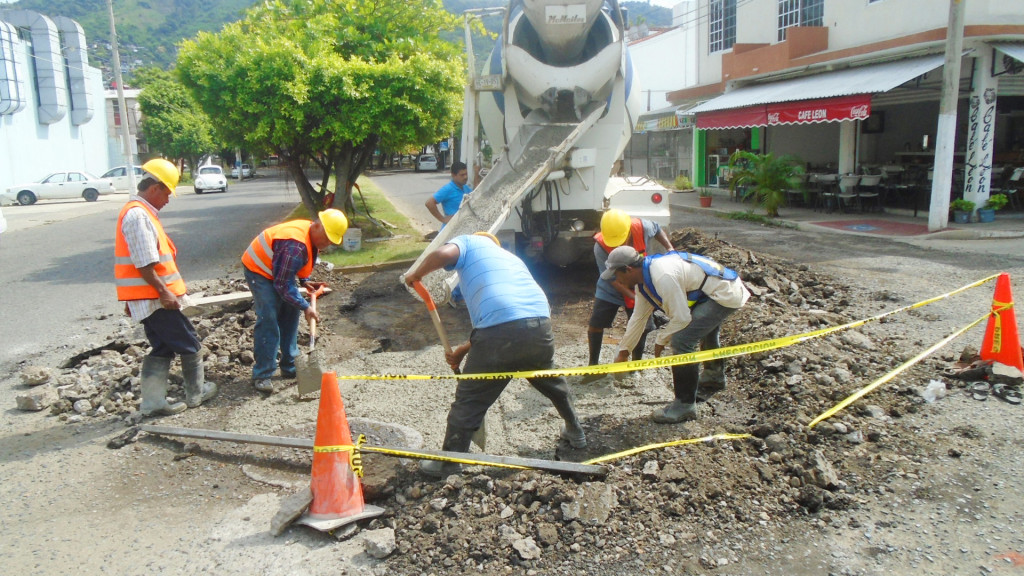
[140,424,606,477]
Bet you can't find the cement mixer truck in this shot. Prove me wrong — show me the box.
[405,0,670,302]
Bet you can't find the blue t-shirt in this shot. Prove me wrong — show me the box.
[432,180,472,218]
[594,218,663,305]
[447,235,550,329]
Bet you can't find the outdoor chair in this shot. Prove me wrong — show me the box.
[837,175,861,212]
[857,174,883,212]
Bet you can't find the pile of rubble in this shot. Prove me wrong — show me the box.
[14,278,260,421]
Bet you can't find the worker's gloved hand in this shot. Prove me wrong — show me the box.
[304,307,320,324]
[305,281,328,292]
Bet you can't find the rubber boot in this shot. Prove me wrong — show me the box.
[581,331,606,384]
[651,399,698,424]
[420,424,474,478]
[182,352,217,408]
[697,360,726,392]
[139,356,186,417]
[551,394,587,449]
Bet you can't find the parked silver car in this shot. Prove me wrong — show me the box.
[194,165,228,194]
[1,171,116,205]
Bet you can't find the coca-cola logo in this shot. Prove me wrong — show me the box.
[851,104,869,119]
[767,112,780,124]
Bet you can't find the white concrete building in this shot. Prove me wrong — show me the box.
[0,10,110,192]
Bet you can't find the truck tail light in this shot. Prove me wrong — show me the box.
[651,192,664,204]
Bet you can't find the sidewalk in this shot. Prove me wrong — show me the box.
[670,188,1024,241]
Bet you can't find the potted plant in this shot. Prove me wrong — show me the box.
[977,193,1008,223]
[698,188,713,207]
[950,198,975,223]
[726,151,805,217]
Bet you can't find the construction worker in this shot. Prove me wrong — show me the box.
[583,209,673,383]
[425,161,472,228]
[114,158,217,416]
[241,209,348,393]
[605,246,750,423]
[404,232,586,477]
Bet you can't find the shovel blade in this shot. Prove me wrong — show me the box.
[295,351,323,396]
[472,424,487,451]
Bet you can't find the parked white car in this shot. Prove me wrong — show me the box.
[193,165,228,194]
[415,155,438,172]
[1,171,116,205]
[0,205,6,237]
[230,164,253,179]
[100,165,144,193]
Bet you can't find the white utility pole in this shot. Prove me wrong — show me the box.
[928,0,965,232]
[107,0,136,192]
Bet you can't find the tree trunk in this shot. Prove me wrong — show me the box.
[283,155,320,217]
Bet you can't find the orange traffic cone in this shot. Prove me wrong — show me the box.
[980,273,1024,374]
[297,371,383,532]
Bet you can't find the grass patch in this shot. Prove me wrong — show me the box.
[722,211,798,229]
[284,175,430,267]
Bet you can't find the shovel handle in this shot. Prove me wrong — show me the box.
[412,281,460,374]
[308,286,325,350]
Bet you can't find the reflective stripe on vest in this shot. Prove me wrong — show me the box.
[637,251,738,311]
[595,218,647,308]
[114,201,187,301]
[241,220,315,280]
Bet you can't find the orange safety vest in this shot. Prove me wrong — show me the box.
[114,201,186,301]
[241,220,315,280]
[594,218,648,308]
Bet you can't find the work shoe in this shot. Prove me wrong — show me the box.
[560,424,587,449]
[254,379,274,393]
[419,459,462,478]
[651,400,698,424]
[280,368,297,379]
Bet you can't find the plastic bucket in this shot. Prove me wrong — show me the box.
[342,228,361,251]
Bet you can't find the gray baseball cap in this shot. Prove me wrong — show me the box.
[601,246,642,280]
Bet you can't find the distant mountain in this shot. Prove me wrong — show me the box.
[3,0,671,83]
[5,0,254,82]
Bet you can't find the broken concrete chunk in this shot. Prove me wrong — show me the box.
[20,366,52,386]
[16,385,58,411]
[513,537,542,560]
[361,528,396,559]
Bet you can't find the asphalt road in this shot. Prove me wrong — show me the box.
[366,167,454,235]
[0,174,305,373]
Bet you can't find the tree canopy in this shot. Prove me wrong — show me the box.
[176,0,465,216]
[134,67,219,173]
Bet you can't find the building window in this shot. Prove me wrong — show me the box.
[709,0,736,53]
[777,0,823,42]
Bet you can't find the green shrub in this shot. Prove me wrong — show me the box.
[950,198,975,212]
[984,193,1008,210]
[674,175,693,190]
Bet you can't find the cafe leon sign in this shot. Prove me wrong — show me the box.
[766,94,872,126]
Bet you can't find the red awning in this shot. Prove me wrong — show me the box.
[766,94,872,125]
[696,106,767,130]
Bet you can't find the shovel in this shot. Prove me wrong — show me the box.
[412,281,487,451]
[296,286,327,397]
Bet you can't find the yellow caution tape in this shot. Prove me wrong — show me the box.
[582,432,753,465]
[361,446,530,471]
[334,274,999,382]
[313,434,367,477]
[808,311,990,428]
[988,300,1013,353]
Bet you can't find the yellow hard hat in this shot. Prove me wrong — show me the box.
[473,231,500,246]
[318,209,349,244]
[141,158,180,195]
[600,209,631,247]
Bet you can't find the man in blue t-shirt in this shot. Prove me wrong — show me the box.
[404,232,586,477]
[425,161,472,228]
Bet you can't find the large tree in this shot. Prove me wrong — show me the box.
[134,67,219,173]
[176,0,464,216]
